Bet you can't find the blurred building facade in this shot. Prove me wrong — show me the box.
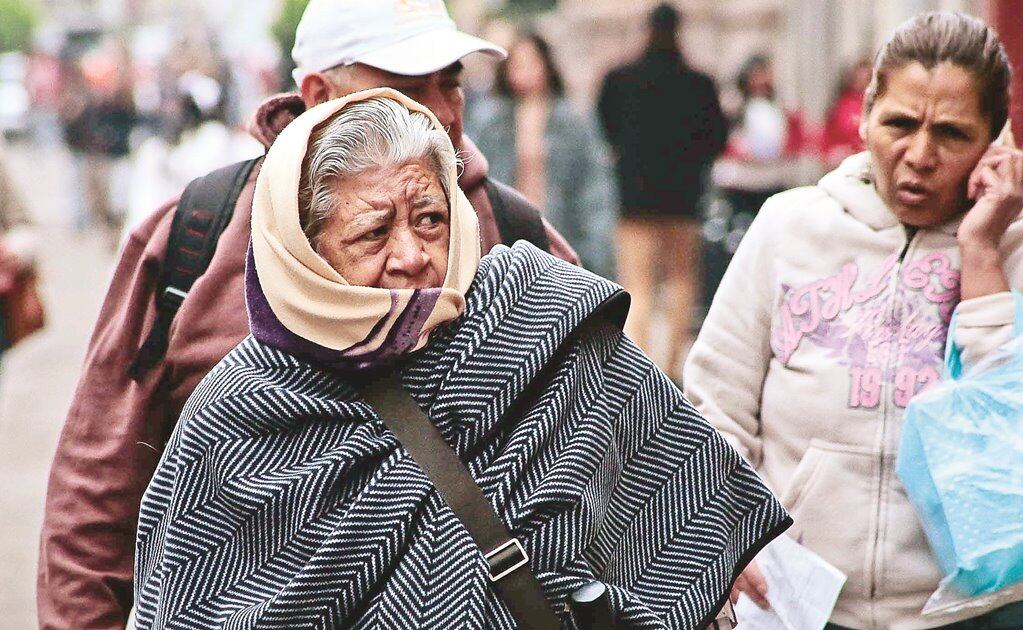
[36,0,279,34]
[29,0,1013,128]
[455,0,989,120]
[34,0,281,67]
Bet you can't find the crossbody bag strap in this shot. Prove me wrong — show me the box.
[360,374,561,629]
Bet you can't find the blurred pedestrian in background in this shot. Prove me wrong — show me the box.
[85,43,137,239]
[58,44,137,243]
[124,71,262,238]
[24,48,63,143]
[687,11,1023,629]
[714,54,812,215]
[703,54,812,312]
[597,2,727,379]
[57,59,94,226]
[820,58,872,169]
[469,30,617,279]
[0,137,39,355]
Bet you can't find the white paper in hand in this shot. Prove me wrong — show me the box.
[734,534,847,630]
[734,592,788,630]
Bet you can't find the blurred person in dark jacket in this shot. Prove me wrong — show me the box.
[59,51,137,240]
[57,59,95,228]
[597,2,727,379]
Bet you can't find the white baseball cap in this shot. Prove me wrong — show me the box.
[292,0,507,85]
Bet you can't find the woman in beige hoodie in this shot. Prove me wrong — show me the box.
[685,12,1023,630]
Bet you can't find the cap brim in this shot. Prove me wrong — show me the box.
[356,30,506,76]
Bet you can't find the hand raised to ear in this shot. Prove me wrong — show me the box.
[960,143,1023,251]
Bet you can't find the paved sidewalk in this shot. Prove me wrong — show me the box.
[0,139,116,628]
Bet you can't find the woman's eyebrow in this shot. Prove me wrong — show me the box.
[880,106,919,119]
[411,195,440,210]
[930,116,975,129]
[345,208,393,234]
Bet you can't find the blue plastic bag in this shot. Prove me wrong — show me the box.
[898,292,1023,615]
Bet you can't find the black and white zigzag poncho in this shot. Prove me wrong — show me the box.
[134,243,790,629]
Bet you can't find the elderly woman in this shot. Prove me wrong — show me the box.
[685,12,1023,630]
[132,89,788,629]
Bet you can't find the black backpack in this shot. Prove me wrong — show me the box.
[129,158,551,380]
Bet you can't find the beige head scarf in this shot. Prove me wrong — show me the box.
[247,88,481,370]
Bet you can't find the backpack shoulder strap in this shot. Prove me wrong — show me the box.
[129,157,260,381]
[359,374,561,629]
[484,177,551,253]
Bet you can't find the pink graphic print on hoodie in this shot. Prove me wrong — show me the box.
[771,252,960,409]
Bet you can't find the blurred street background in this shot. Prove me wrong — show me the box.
[0,0,1021,627]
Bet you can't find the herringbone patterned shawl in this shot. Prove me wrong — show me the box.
[134,244,789,629]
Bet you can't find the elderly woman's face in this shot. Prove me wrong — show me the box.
[865,62,993,227]
[316,158,450,289]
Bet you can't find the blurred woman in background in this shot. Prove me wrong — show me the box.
[703,55,812,315]
[469,31,617,280]
[820,58,873,169]
[714,54,812,217]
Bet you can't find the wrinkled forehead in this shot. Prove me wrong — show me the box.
[344,159,445,198]
[329,159,448,220]
[874,62,986,122]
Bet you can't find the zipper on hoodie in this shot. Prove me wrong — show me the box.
[868,226,917,605]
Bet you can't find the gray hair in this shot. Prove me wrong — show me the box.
[299,96,458,252]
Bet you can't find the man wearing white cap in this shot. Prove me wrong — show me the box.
[293,0,505,81]
[284,0,579,254]
[37,3,577,628]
